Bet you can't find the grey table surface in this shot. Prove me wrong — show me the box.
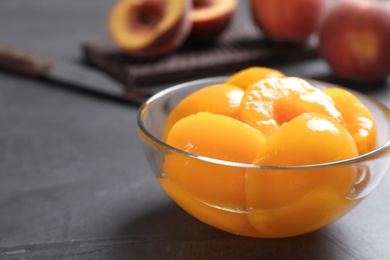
[1,1,390,259]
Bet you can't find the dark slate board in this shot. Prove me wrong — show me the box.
[82,22,319,89]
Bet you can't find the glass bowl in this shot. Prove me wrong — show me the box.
[137,76,390,238]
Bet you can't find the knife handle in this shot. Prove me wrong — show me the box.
[0,44,52,77]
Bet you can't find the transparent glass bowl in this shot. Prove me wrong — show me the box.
[137,77,390,238]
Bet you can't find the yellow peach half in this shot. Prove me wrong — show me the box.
[162,83,244,141]
[240,77,344,137]
[225,66,285,90]
[246,112,358,210]
[323,87,377,155]
[164,112,266,210]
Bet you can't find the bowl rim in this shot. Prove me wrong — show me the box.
[137,76,390,170]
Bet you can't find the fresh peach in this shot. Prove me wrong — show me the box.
[249,0,328,43]
[109,0,192,58]
[319,0,390,82]
[188,0,238,42]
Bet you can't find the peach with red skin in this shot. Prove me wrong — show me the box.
[188,0,238,42]
[250,0,328,43]
[109,0,192,58]
[319,0,390,82]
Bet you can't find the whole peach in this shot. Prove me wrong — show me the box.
[250,0,328,43]
[319,0,390,82]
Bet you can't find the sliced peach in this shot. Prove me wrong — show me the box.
[162,83,244,141]
[109,0,192,58]
[225,66,285,90]
[240,77,344,137]
[164,112,266,210]
[246,113,358,211]
[323,87,377,155]
[188,0,238,42]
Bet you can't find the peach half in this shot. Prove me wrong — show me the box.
[188,0,238,42]
[109,0,192,58]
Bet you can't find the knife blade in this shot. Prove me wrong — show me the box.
[0,44,159,106]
